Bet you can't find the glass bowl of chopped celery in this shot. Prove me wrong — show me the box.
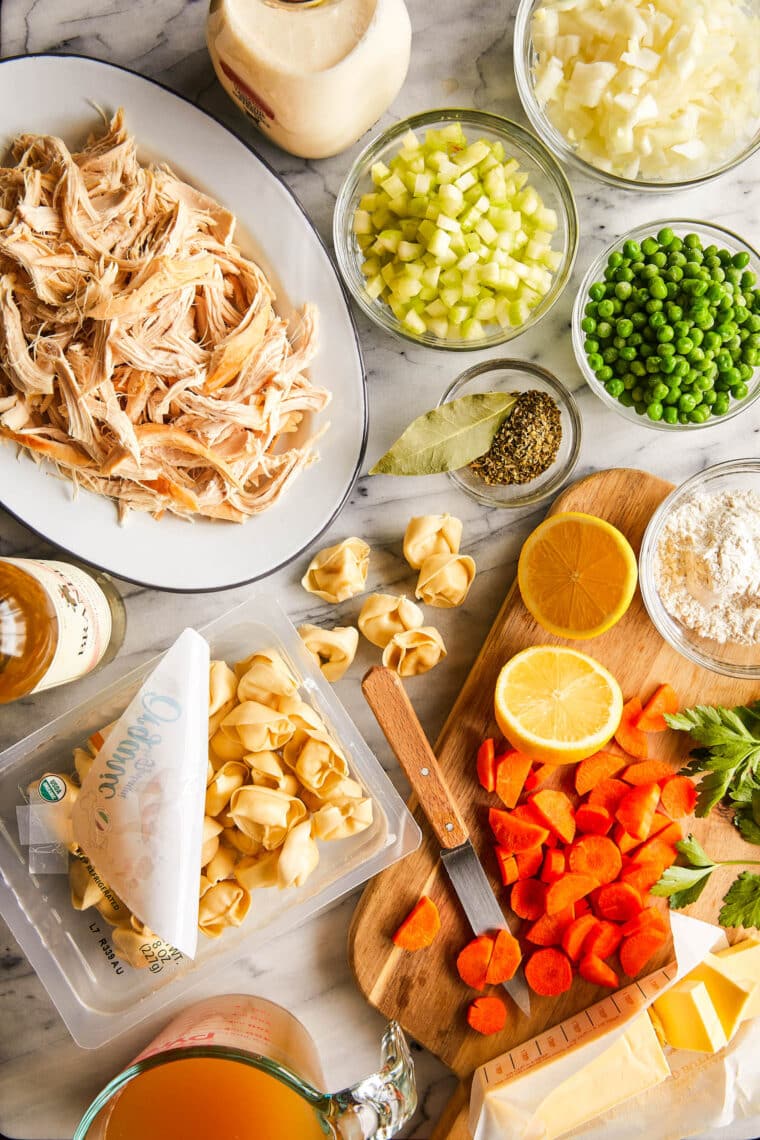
[437,359,581,507]
[571,219,760,430]
[514,0,760,190]
[639,458,760,678]
[333,109,578,350]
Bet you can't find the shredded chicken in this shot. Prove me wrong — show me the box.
[0,109,328,523]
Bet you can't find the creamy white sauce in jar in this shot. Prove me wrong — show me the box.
[207,0,411,159]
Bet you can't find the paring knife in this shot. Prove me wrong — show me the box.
[362,666,531,1017]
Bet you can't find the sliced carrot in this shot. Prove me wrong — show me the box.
[575,803,613,836]
[583,919,622,959]
[485,928,522,985]
[615,782,660,840]
[530,789,576,845]
[567,835,622,885]
[524,763,554,793]
[647,812,671,839]
[467,995,507,1035]
[612,824,640,855]
[511,802,557,845]
[660,775,698,819]
[575,750,627,797]
[489,809,549,852]
[619,860,664,894]
[510,878,547,921]
[653,821,683,847]
[614,698,649,759]
[540,849,566,884]
[631,837,678,873]
[574,896,591,917]
[579,953,619,989]
[495,750,533,809]
[595,882,643,923]
[545,872,598,915]
[622,759,676,785]
[588,778,629,814]
[525,947,573,996]
[525,906,575,946]
[620,928,667,977]
[635,684,679,733]
[495,848,519,887]
[392,896,441,951]
[562,914,601,962]
[456,934,494,991]
[515,846,545,879]
[476,738,496,793]
[621,906,667,939]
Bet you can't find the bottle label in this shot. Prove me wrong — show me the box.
[5,558,113,693]
[218,59,276,126]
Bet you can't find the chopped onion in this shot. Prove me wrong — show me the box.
[530,0,760,181]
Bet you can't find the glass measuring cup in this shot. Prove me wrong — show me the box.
[74,994,416,1140]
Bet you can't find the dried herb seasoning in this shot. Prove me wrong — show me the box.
[469,390,561,486]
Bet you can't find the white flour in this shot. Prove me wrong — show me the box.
[655,489,760,645]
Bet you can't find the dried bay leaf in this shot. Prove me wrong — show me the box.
[369,393,517,476]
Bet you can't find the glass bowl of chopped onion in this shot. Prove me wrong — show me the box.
[437,359,581,507]
[514,0,760,191]
[333,109,578,350]
[571,219,760,431]
[639,459,760,678]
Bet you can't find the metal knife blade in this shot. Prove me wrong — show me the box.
[361,665,531,1018]
[441,843,531,1015]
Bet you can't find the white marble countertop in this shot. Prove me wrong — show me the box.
[0,1,759,1137]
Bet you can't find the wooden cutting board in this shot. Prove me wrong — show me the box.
[348,468,756,1084]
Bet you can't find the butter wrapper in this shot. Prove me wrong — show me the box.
[71,628,209,958]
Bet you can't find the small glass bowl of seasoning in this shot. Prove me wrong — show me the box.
[437,359,581,508]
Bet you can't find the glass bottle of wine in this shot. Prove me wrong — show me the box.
[0,557,126,704]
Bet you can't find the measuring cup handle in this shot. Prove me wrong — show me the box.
[328,1021,416,1140]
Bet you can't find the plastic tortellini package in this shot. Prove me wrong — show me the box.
[50,643,374,968]
[300,537,370,603]
[357,593,424,649]
[382,627,447,677]
[297,623,359,681]
[403,514,463,569]
[415,552,476,608]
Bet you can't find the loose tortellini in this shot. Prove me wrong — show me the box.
[357,593,424,649]
[382,627,447,677]
[55,644,374,968]
[297,624,359,681]
[415,553,476,608]
[301,537,370,603]
[403,514,463,569]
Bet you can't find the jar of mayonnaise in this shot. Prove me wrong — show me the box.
[207,0,412,160]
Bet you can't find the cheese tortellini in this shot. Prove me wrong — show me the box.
[57,642,374,967]
[415,553,476,608]
[403,514,463,569]
[297,623,358,681]
[382,627,447,676]
[301,537,370,603]
[357,593,424,649]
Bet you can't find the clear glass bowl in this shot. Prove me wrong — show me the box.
[639,459,760,679]
[333,108,578,351]
[437,359,581,507]
[514,0,760,191]
[571,219,760,432]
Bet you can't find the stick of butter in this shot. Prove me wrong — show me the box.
[714,938,760,1021]
[652,948,755,1053]
[651,978,728,1053]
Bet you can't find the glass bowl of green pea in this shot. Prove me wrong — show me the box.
[571,220,760,429]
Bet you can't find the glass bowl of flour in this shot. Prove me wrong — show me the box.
[640,459,760,678]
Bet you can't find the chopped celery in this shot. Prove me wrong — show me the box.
[352,128,563,340]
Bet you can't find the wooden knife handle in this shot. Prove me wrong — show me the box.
[362,666,469,849]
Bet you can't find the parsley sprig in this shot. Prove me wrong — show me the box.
[654,703,760,928]
[651,835,760,928]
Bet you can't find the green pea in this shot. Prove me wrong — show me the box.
[596,321,613,340]
[679,393,697,413]
[646,402,664,421]
[587,353,603,371]
[731,382,749,399]
[663,406,678,424]
[597,299,615,319]
[589,282,606,302]
[597,365,613,382]
[664,387,681,405]
[676,337,694,355]
[684,233,701,249]
[605,379,625,398]
[616,317,634,338]
[623,240,641,260]
[619,391,635,407]
[732,251,750,269]
[608,251,624,268]
[649,278,668,300]
[656,325,674,342]
[657,227,675,247]
[614,281,633,300]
